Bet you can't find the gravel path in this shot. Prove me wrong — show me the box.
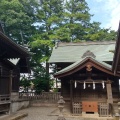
[19,106,109,120]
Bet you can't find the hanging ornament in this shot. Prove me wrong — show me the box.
[83,81,86,89]
[102,81,105,89]
[88,84,91,87]
[93,81,95,89]
[74,81,77,88]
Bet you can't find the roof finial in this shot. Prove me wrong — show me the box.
[55,40,59,49]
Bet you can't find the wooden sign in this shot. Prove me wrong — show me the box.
[82,101,98,112]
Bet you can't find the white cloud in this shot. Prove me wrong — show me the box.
[103,0,120,30]
[86,0,120,30]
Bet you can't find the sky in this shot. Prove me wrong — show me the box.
[86,0,120,31]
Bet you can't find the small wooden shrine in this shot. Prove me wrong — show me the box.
[49,24,120,117]
[0,23,30,113]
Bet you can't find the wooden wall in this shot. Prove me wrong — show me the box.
[0,62,11,95]
[0,61,20,94]
[61,78,119,103]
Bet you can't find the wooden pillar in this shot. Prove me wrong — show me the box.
[70,80,73,112]
[106,81,113,104]
[9,70,13,96]
[9,70,13,114]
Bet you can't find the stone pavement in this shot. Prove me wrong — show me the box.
[18,106,112,120]
[0,106,114,120]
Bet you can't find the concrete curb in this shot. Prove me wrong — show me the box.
[9,113,28,120]
[0,113,28,120]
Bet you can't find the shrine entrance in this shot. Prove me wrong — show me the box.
[53,56,119,117]
[71,79,113,117]
[82,101,98,113]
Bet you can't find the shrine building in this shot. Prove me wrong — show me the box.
[48,23,120,117]
[0,23,30,113]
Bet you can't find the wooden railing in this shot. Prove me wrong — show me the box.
[72,102,109,117]
[98,103,109,117]
[0,94,10,113]
[19,92,61,102]
[72,102,82,115]
[0,94,10,103]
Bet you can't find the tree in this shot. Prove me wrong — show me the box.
[55,0,116,42]
[36,0,64,40]
[84,22,117,41]
[0,0,38,44]
[30,35,54,92]
[19,76,31,92]
[29,0,64,92]
[56,0,91,42]
[32,66,51,93]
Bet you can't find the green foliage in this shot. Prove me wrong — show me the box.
[83,22,117,41]
[58,0,91,42]
[33,76,49,93]
[53,88,59,92]
[31,65,52,93]
[0,0,38,43]
[20,77,31,91]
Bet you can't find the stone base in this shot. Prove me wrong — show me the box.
[82,112,99,117]
[10,100,30,113]
[11,92,19,101]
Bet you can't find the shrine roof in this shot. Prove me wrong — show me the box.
[54,57,113,78]
[0,31,30,58]
[49,41,115,63]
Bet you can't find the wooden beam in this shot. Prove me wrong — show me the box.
[74,73,107,77]
[71,79,113,84]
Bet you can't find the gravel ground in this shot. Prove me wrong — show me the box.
[18,106,110,120]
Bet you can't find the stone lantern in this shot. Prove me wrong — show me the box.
[118,102,120,113]
[57,96,66,120]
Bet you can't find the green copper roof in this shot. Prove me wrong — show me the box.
[49,41,115,63]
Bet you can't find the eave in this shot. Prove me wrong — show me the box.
[0,31,30,58]
[54,57,116,78]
